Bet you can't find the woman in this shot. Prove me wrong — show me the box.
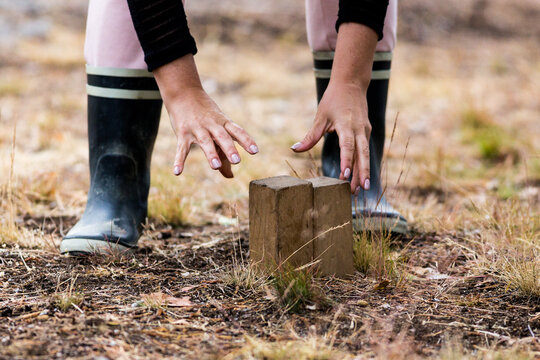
[60,0,406,255]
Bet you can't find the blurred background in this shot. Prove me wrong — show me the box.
[0,0,539,233]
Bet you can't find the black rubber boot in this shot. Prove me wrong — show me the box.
[314,52,408,234]
[61,68,162,254]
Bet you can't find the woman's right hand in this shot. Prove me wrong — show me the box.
[153,55,259,178]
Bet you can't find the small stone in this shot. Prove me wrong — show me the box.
[357,300,369,307]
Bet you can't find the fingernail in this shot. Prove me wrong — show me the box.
[249,145,259,154]
[211,158,221,169]
[174,166,181,175]
[355,186,361,195]
[231,154,240,164]
[343,168,351,179]
[364,179,370,190]
[291,142,301,150]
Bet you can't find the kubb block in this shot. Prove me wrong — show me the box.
[249,176,314,269]
[249,175,354,277]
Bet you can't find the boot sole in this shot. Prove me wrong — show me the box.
[353,215,409,235]
[60,238,134,256]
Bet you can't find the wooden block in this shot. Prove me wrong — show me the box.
[308,177,355,277]
[249,176,314,270]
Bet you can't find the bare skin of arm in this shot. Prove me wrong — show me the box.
[291,22,378,194]
[153,54,259,178]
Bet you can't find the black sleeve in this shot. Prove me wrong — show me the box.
[337,0,389,40]
[126,0,197,71]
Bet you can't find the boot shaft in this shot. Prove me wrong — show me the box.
[86,67,163,210]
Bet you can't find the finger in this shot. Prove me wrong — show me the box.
[193,128,222,170]
[217,147,234,178]
[355,134,371,191]
[336,129,354,181]
[291,114,326,152]
[173,137,192,176]
[210,126,241,165]
[350,148,360,194]
[224,121,259,155]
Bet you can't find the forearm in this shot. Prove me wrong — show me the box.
[153,54,203,106]
[330,22,379,91]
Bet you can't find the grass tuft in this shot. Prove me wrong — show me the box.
[461,107,519,162]
[353,230,405,283]
[222,263,269,292]
[54,292,84,312]
[466,199,540,299]
[271,264,328,313]
[498,252,540,298]
[53,277,84,312]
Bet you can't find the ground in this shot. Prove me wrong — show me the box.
[0,1,539,359]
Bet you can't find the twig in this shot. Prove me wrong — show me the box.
[528,324,535,338]
[285,160,301,178]
[475,330,511,341]
[18,249,32,273]
[72,303,84,314]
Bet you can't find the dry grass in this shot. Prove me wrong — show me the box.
[439,341,538,360]
[463,199,540,298]
[53,276,84,312]
[1,0,539,358]
[353,230,397,280]
[224,336,349,360]
[221,262,269,292]
[148,169,194,226]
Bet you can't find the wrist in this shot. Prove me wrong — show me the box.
[153,54,205,104]
[164,84,207,108]
[327,79,368,96]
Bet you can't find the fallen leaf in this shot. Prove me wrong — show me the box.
[373,279,391,290]
[141,292,194,308]
[166,296,194,307]
[180,285,197,293]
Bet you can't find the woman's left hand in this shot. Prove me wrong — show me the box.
[291,81,371,194]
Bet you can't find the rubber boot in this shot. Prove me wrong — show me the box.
[60,69,162,254]
[314,52,408,234]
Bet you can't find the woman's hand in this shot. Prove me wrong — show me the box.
[291,22,378,194]
[153,55,258,178]
[167,88,258,178]
[291,82,371,194]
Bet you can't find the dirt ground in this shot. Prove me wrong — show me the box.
[1,1,539,359]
